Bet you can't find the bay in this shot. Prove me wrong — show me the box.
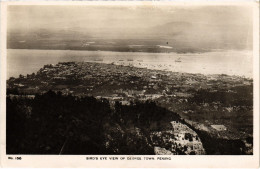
[7,49,253,79]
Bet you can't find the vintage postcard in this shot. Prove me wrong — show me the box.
[0,1,259,168]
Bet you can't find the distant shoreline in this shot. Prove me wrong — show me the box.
[7,47,253,54]
[7,47,211,54]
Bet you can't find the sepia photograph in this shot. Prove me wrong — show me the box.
[0,1,259,168]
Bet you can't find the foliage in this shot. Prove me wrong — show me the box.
[7,90,250,155]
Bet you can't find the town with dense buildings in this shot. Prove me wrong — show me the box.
[7,61,253,155]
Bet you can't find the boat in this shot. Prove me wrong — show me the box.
[175,57,182,62]
[94,58,103,61]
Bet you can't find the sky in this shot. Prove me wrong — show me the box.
[7,5,253,49]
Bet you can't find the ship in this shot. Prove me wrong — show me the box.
[175,57,182,62]
[94,58,103,61]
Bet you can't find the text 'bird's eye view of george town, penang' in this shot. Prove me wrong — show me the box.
[6,5,254,155]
